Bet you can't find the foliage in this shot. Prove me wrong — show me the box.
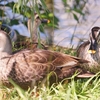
[0,0,90,46]
[62,0,88,22]
[0,0,89,28]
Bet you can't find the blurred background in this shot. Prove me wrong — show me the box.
[0,0,100,49]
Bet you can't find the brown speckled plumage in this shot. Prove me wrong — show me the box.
[0,30,89,89]
[0,48,88,88]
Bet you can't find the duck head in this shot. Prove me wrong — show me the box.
[33,13,50,26]
[88,26,100,53]
[27,13,50,29]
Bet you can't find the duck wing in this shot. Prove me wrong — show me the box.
[0,49,88,88]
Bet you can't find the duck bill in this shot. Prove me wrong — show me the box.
[88,40,97,54]
[41,19,50,24]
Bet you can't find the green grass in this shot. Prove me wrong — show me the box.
[1,46,100,100]
[1,73,100,100]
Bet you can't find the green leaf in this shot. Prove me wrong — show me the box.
[41,0,49,12]
[62,0,67,6]
[73,8,84,15]
[73,13,79,22]
[39,25,45,33]
[10,19,19,25]
[62,0,67,4]
[35,2,41,18]
[48,13,54,17]
[8,78,26,99]
[13,3,20,13]
[5,2,15,9]
[0,9,5,17]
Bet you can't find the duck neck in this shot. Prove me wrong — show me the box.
[84,44,91,56]
[95,44,100,54]
[28,19,39,43]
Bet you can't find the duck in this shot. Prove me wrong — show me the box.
[0,29,89,89]
[14,13,49,50]
[77,26,100,73]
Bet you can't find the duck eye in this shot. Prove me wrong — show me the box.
[36,16,40,19]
